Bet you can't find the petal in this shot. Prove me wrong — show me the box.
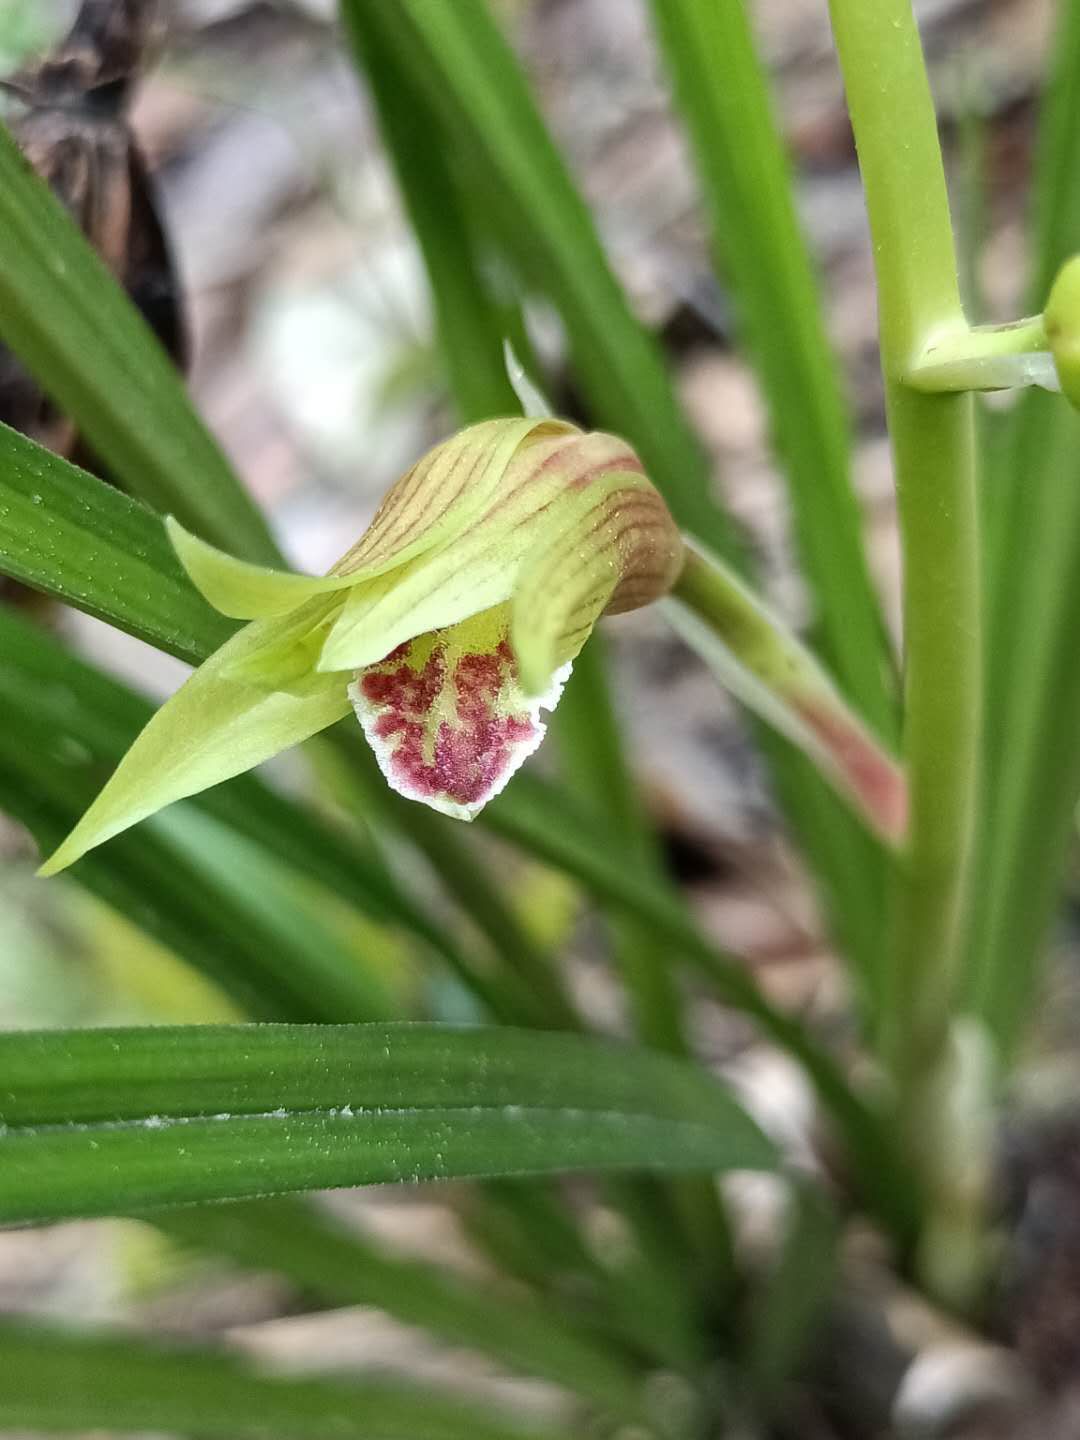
[318,523,529,673]
[319,429,657,675]
[167,518,357,620]
[167,419,574,621]
[349,604,568,821]
[510,474,684,695]
[332,417,576,579]
[38,605,351,875]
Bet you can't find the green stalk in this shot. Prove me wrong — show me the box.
[907,316,1051,394]
[825,0,980,1248]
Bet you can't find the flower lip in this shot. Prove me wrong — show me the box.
[349,605,571,821]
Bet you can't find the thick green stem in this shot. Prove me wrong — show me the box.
[826,0,981,1271]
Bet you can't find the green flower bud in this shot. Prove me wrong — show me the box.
[1045,255,1080,409]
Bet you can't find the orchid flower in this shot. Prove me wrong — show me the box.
[40,418,684,874]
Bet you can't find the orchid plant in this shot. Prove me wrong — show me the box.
[2,0,1080,1435]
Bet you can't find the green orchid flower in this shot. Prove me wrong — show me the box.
[40,417,685,874]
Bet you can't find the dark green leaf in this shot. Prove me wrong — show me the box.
[157,1199,644,1419]
[342,9,519,421]
[0,420,232,663]
[339,0,728,553]
[0,1023,776,1222]
[0,1321,570,1440]
[743,1183,838,1402]
[0,125,279,562]
[647,0,894,736]
[965,0,1080,1055]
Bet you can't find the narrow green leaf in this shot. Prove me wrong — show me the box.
[0,421,232,663]
[342,6,520,420]
[0,722,393,1024]
[556,638,688,1055]
[157,1199,645,1420]
[742,1184,838,1402]
[0,125,279,562]
[646,0,894,737]
[488,772,919,1247]
[1029,0,1080,309]
[339,0,728,554]
[460,1184,703,1373]
[0,1023,776,1222]
[555,642,737,1298]
[0,1321,569,1440]
[965,0,1080,1056]
[356,774,579,1027]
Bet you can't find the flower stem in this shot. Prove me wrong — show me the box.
[907,316,1055,395]
[669,546,906,846]
[826,0,982,1287]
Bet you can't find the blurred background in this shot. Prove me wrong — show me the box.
[2,0,1075,1428]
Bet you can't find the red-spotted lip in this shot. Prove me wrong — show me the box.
[349,616,569,820]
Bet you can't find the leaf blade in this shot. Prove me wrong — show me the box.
[0,421,232,663]
[0,1023,776,1222]
[0,124,279,562]
[0,1321,571,1440]
[156,1199,646,1421]
[646,0,894,735]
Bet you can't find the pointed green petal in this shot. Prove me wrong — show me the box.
[168,421,574,622]
[511,475,683,695]
[319,428,654,674]
[332,417,574,579]
[318,528,526,672]
[39,609,351,876]
[167,518,357,619]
